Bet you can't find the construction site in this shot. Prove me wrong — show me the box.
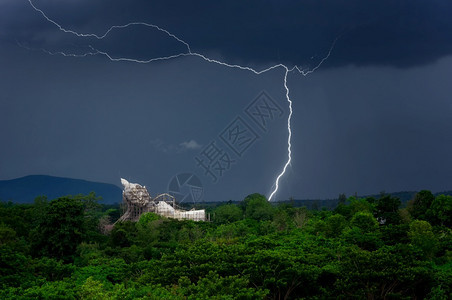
[117,178,206,222]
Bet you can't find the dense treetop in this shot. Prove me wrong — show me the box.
[0,191,451,299]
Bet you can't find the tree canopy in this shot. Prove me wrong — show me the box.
[0,191,451,299]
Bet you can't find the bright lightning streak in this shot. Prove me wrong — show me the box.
[26,0,337,202]
[26,0,191,52]
[268,68,292,202]
[268,39,337,201]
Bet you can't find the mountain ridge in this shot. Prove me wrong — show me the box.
[1,175,451,207]
[0,175,122,204]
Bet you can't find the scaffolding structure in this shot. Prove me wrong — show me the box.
[117,178,205,223]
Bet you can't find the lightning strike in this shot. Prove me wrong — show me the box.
[26,0,191,52]
[26,0,337,202]
[268,67,292,202]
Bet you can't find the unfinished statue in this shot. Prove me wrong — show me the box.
[117,178,205,222]
[117,178,154,222]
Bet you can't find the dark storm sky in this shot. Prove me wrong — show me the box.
[0,0,451,201]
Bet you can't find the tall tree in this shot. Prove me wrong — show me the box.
[375,195,401,225]
[32,197,85,261]
[243,193,274,221]
[427,194,452,227]
[408,190,435,221]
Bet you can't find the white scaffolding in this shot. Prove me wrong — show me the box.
[117,179,205,223]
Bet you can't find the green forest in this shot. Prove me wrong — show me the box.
[1,191,451,299]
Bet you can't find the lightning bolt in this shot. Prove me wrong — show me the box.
[26,0,337,201]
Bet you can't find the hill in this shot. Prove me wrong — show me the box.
[0,175,122,204]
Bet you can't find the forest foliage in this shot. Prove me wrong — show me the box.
[0,191,451,299]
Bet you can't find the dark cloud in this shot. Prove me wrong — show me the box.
[1,1,451,201]
[2,0,452,69]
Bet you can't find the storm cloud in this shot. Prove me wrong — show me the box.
[0,1,451,201]
[2,0,452,69]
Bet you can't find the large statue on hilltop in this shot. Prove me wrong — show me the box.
[117,178,206,222]
[117,178,154,222]
[121,178,152,206]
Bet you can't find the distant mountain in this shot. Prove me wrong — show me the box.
[0,175,122,204]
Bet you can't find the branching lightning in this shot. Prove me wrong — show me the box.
[26,0,337,201]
